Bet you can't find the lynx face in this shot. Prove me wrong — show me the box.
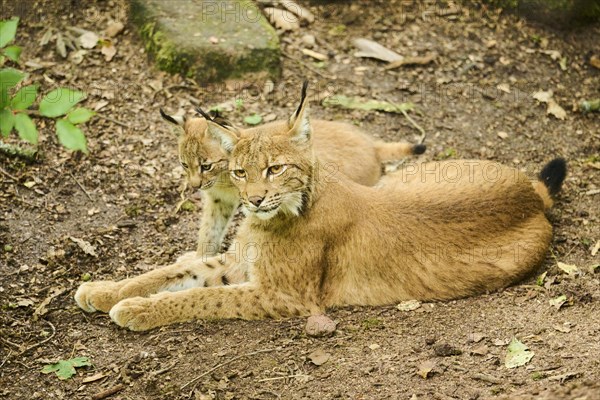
[207,83,315,221]
[228,132,313,220]
[176,118,230,190]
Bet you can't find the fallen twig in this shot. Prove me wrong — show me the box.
[258,374,310,382]
[282,52,335,79]
[91,384,125,400]
[96,114,132,129]
[19,320,56,356]
[400,108,426,144]
[472,372,503,384]
[180,348,276,390]
[69,172,93,201]
[0,165,19,182]
[385,53,437,70]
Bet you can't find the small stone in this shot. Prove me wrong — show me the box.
[302,34,316,48]
[425,336,436,346]
[305,315,336,337]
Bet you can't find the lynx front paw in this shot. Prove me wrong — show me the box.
[109,297,164,331]
[74,281,123,313]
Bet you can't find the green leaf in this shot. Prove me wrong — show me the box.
[322,95,414,114]
[39,88,86,118]
[14,112,37,145]
[56,119,88,153]
[0,18,19,48]
[10,84,37,110]
[41,357,91,380]
[0,68,26,108]
[69,357,93,368]
[243,114,262,125]
[505,338,534,369]
[66,107,95,124]
[549,294,567,310]
[0,108,14,137]
[3,45,21,62]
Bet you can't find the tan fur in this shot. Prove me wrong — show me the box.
[75,93,558,332]
[177,116,421,256]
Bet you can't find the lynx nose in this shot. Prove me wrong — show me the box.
[248,196,264,207]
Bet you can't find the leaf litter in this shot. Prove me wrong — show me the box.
[505,338,534,369]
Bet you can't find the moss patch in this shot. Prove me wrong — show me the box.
[130,0,280,83]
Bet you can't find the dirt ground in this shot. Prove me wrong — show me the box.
[1,0,599,399]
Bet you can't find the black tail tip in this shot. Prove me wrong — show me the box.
[539,158,567,196]
[412,144,426,155]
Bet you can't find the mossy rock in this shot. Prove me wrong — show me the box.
[130,0,280,83]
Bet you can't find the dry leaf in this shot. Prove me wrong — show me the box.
[105,21,124,38]
[497,131,509,139]
[264,8,299,31]
[82,372,107,383]
[397,300,421,311]
[468,333,485,343]
[553,323,573,333]
[496,83,511,93]
[590,55,600,70]
[471,344,489,356]
[417,360,435,379]
[17,299,35,307]
[308,349,330,366]
[353,38,403,63]
[533,90,566,120]
[368,343,381,350]
[301,48,328,61]
[533,90,553,103]
[70,236,98,257]
[79,31,99,49]
[101,44,117,62]
[505,338,534,369]
[33,287,68,320]
[547,100,567,120]
[557,262,578,275]
[280,0,315,23]
[591,240,600,256]
[549,294,567,310]
[56,33,67,58]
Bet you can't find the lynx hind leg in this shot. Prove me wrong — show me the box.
[75,254,245,314]
[374,141,426,162]
[196,192,238,256]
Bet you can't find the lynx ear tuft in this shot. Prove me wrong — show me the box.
[196,107,239,153]
[287,80,311,144]
[160,109,185,126]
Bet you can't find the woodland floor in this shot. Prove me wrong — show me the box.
[1,1,599,399]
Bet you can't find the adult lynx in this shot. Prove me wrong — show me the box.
[161,87,425,256]
[76,84,566,331]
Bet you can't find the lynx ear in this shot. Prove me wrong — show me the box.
[287,81,311,144]
[196,107,239,153]
[160,109,186,126]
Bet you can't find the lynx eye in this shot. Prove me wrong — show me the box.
[231,169,247,179]
[267,164,286,176]
[200,163,214,172]
[180,161,189,170]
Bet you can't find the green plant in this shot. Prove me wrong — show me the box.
[1,17,93,153]
[41,357,92,380]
